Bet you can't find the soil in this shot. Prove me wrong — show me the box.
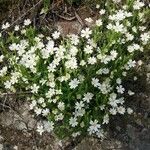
[0,1,150,150]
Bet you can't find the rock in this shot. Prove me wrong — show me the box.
[13,145,18,150]
[0,144,3,150]
[3,143,14,150]
[0,135,3,142]
[13,120,27,131]
[146,64,150,72]
[56,21,82,36]
[0,102,37,131]
[75,137,101,150]
[127,124,137,140]
[0,111,15,126]
[75,136,124,150]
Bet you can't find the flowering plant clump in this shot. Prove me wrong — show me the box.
[0,0,149,139]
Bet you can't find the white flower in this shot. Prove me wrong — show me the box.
[133,43,140,50]
[52,31,60,39]
[34,107,42,115]
[69,34,79,45]
[110,10,126,21]
[74,108,85,117]
[24,19,31,26]
[42,108,50,116]
[96,19,102,26]
[58,102,65,111]
[126,21,131,26]
[56,89,62,95]
[116,78,122,84]
[140,33,150,44]
[126,33,134,41]
[47,63,56,72]
[88,120,101,135]
[69,78,80,89]
[116,85,125,94]
[117,106,125,114]
[96,129,104,138]
[110,50,118,60]
[132,26,137,33]
[2,22,10,29]
[14,25,19,31]
[45,88,55,98]
[69,117,78,127]
[96,4,100,9]
[107,23,113,30]
[69,46,78,56]
[88,57,97,65]
[43,121,54,132]
[0,66,7,77]
[11,70,19,83]
[4,80,12,89]
[109,108,117,115]
[65,57,78,69]
[31,84,39,93]
[113,22,124,33]
[37,124,44,135]
[0,55,4,62]
[9,43,19,51]
[133,0,144,10]
[127,59,136,68]
[75,101,84,110]
[128,90,135,96]
[139,26,146,31]
[41,103,46,107]
[108,93,118,107]
[127,108,133,114]
[99,80,111,94]
[99,9,105,15]
[122,71,127,76]
[38,97,45,104]
[101,55,111,64]
[91,78,101,88]
[80,60,86,66]
[81,28,92,39]
[100,105,105,110]
[72,132,81,137]
[84,45,93,54]
[127,45,134,53]
[100,68,109,75]
[133,76,138,81]
[29,100,37,110]
[54,113,64,121]
[83,92,94,103]
[102,114,109,124]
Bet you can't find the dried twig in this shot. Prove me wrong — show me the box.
[1,93,8,111]
[0,91,31,97]
[74,11,85,27]
[52,11,76,21]
[2,0,43,32]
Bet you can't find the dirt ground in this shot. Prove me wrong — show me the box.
[0,0,150,150]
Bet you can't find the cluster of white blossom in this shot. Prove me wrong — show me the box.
[0,0,149,138]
